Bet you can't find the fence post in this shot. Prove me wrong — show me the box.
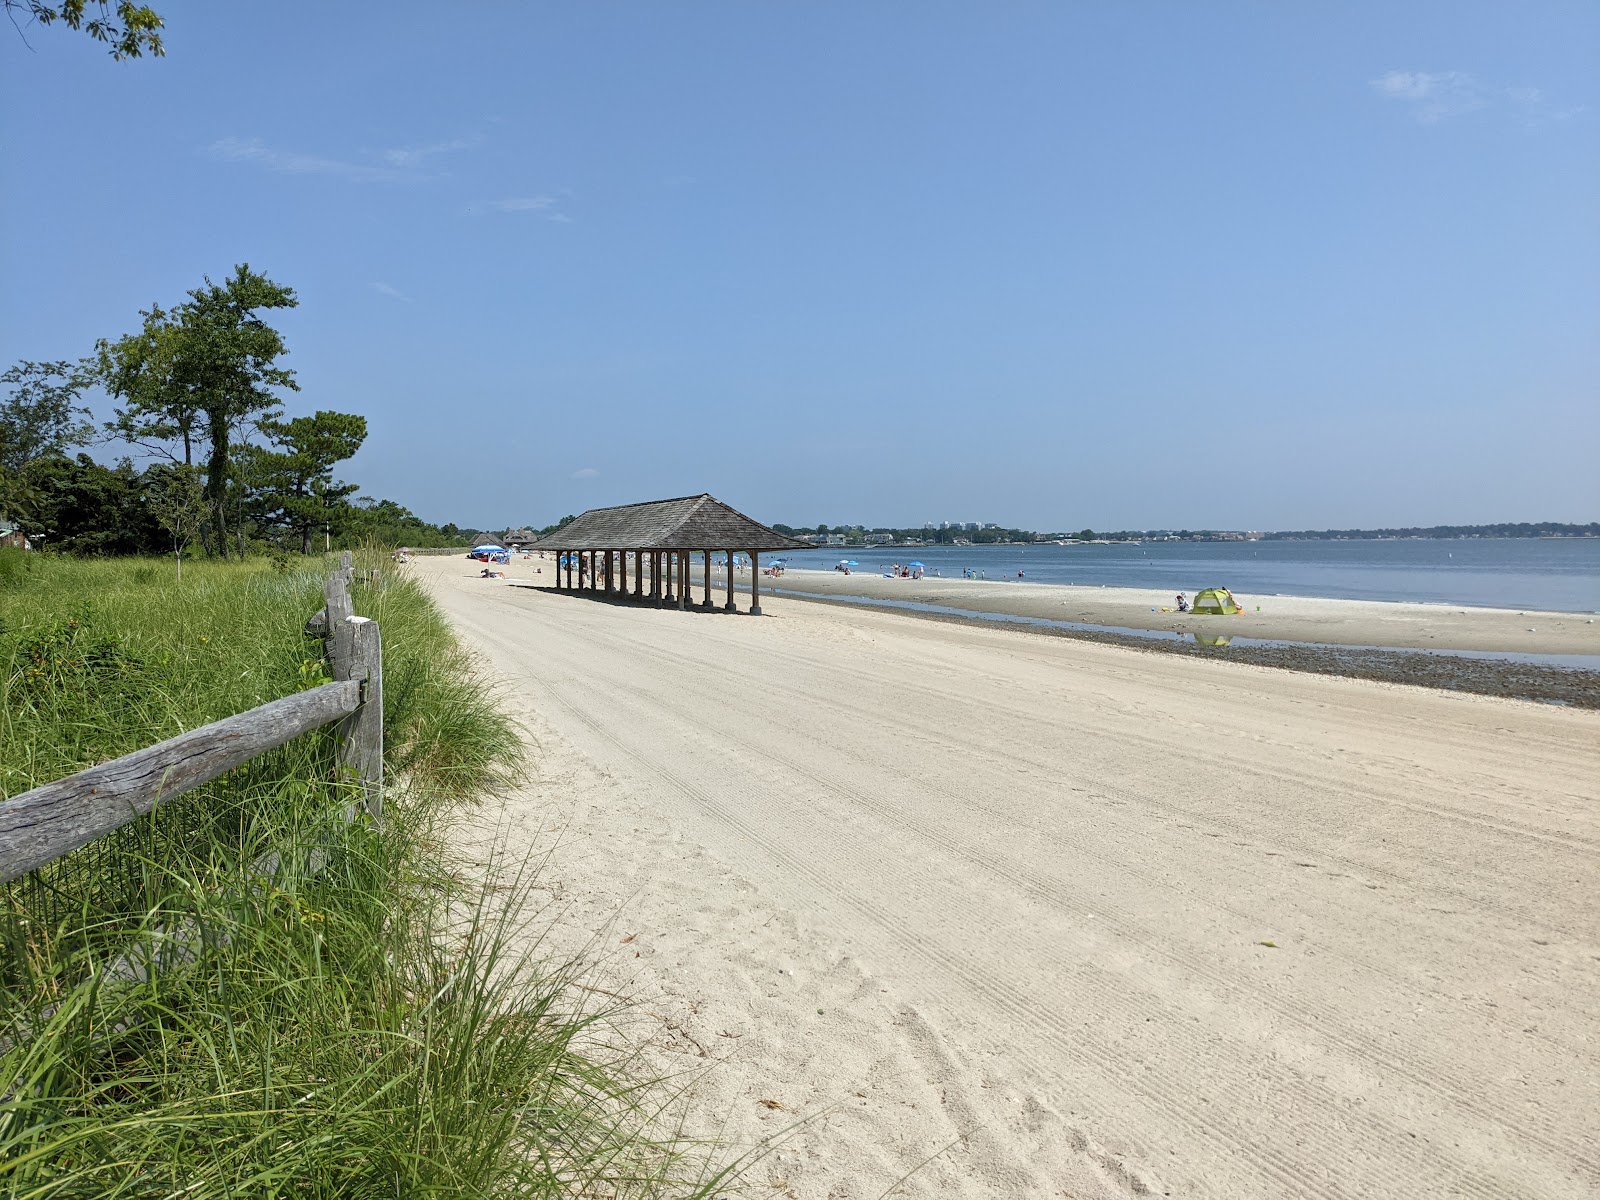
[325,565,355,674]
[334,616,383,822]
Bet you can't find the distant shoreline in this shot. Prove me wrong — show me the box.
[759,567,1600,656]
[777,531,1599,549]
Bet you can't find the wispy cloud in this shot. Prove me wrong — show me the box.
[1370,71,1486,123]
[209,132,482,182]
[1371,71,1585,128]
[491,195,558,212]
[466,193,573,222]
[370,282,412,303]
[571,467,599,479]
[208,137,410,182]
[381,134,483,169]
[1503,85,1587,128]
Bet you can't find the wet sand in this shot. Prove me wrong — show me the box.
[765,567,1600,657]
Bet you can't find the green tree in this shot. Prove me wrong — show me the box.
[252,410,366,553]
[13,453,159,554]
[1,359,95,520]
[1,360,94,475]
[343,497,462,548]
[145,462,204,579]
[100,265,300,556]
[4,2,164,58]
[100,305,199,465]
[1076,528,1096,542]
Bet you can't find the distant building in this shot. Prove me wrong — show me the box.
[866,532,895,545]
[503,528,538,548]
[0,517,30,550]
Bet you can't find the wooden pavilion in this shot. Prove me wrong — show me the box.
[537,493,810,615]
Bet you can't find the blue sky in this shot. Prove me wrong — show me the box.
[3,2,1596,532]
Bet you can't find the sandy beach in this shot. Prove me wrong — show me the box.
[414,555,1600,1198]
[766,567,1600,657]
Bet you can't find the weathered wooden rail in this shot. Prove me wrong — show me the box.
[0,554,382,886]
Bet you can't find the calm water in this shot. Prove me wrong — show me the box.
[775,539,1600,613]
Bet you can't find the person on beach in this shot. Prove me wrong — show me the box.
[1176,593,1188,612]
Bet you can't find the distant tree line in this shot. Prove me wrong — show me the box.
[1257,522,1599,540]
[773,520,1599,546]
[771,523,1047,546]
[1,266,468,560]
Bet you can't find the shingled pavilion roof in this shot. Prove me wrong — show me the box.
[539,494,809,553]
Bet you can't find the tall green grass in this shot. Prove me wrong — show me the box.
[0,548,732,1197]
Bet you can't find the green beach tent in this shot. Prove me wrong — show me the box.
[1191,588,1241,615]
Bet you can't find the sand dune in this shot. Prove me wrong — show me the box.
[415,556,1600,1199]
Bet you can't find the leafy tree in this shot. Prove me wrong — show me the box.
[4,2,164,58]
[1,360,94,475]
[145,462,204,579]
[343,497,460,548]
[536,514,577,536]
[1,359,95,521]
[14,453,158,554]
[1076,528,1096,542]
[815,524,828,535]
[100,305,199,465]
[251,410,367,553]
[100,265,299,556]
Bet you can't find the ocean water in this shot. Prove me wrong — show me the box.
[775,538,1600,613]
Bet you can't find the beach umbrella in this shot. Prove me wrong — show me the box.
[472,543,506,554]
[908,561,925,568]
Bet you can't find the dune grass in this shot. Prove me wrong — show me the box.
[0,548,732,1197]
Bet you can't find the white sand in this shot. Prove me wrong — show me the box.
[414,555,1600,1198]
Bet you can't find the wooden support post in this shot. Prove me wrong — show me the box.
[334,616,383,822]
[750,551,762,615]
[702,549,713,607]
[564,552,572,589]
[678,551,688,610]
[325,567,355,670]
[620,549,628,596]
[724,550,737,611]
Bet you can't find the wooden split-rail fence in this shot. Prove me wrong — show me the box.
[0,553,383,887]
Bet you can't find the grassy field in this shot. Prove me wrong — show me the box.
[0,548,731,1198]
